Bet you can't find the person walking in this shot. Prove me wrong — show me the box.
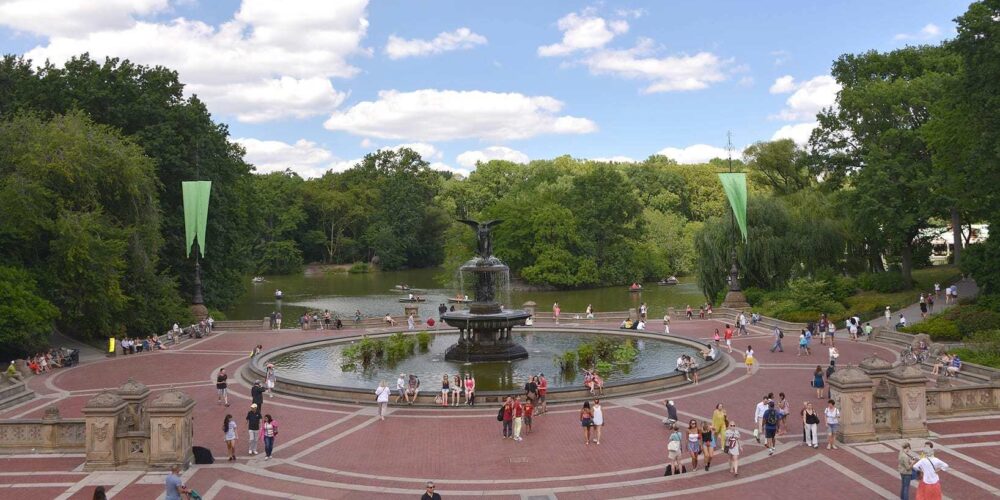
[813,366,825,399]
[724,324,734,353]
[246,404,262,456]
[663,312,670,334]
[724,421,741,476]
[701,421,715,471]
[375,380,390,420]
[223,414,237,461]
[512,396,525,442]
[592,399,604,444]
[770,326,784,352]
[216,369,229,407]
[686,419,702,469]
[762,402,779,455]
[824,399,840,450]
[886,306,893,326]
[580,401,593,445]
[395,373,407,404]
[501,397,513,440]
[912,452,949,500]
[744,345,756,374]
[553,302,560,324]
[804,402,820,449]
[536,373,547,413]
[898,441,917,500]
[164,464,191,500]
[261,414,278,460]
[264,364,276,398]
[712,403,727,437]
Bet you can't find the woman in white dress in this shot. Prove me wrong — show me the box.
[591,399,604,444]
[264,364,276,397]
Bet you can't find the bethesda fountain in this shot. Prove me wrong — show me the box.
[441,219,532,362]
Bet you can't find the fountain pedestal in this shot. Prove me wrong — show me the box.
[442,220,532,363]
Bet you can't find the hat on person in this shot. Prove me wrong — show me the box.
[668,400,674,405]
[254,380,261,385]
[250,403,258,408]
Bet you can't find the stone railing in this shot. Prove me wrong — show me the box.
[927,381,1000,418]
[0,407,85,453]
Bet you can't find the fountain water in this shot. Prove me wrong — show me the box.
[442,220,531,362]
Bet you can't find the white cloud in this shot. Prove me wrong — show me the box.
[15,0,370,123]
[323,89,597,141]
[769,75,797,94]
[385,27,486,59]
[237,138,336,178]
[583,39,729,93]
[589,156,637,163]
[771,122,817,146]
[390,142,442,160]
[538,9,628,57]
[428,161,468,177]
[0,0,169,36]
[894,23,942,41]
[614,8,646,19]
[456,146,529,167]
[770,75,840,121]
[656,144,729,164]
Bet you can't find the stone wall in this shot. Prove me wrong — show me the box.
[0,407,85,453]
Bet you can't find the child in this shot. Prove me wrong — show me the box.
[523,400,534,433]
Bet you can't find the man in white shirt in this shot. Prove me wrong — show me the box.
[675,356,690,381]
[754,394,770,442]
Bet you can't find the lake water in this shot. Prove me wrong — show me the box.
[226,268,706,321]
[269,331,698,392]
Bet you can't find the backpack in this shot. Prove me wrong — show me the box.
[765,410,778,426]
[497,406,505,421]
[778,329,784,339]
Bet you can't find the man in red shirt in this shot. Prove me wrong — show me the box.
[724,324,734,353]
[537,373,548,415]
[501,397,513,439]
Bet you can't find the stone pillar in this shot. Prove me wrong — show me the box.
[82,391,127,471]
[116,379,151,470]
[888,365,929,438]
[147,389,195,470]
[828,366,876,443]
[860,354,894,400]
[404,305,419,323]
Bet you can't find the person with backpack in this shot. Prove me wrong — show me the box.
[770,326,784,353]
[665,424,684,475]
[762,401,780,455]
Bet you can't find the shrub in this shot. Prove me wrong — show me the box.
[595,361,613,378]
[556,350,577,371]
[593,337,617,361]
[348,262,370,274]
[416,331,432,351]
[900,316,961,341]
[872,271,907,293]
[743,287,765,306]
[613,339,639,364]
[577,343,596,368]
[951,306,1000,336]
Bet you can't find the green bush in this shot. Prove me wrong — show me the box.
[743,287,765,306]
[577,343,596,368]
[856,271,908,292]
[595,361,613,378]
[900,316,961,341]
[416,331,432,351]
[556,350,577,371]
[950,306,1000,335]
[613,339,639,364]
[348,262,370,274]
[593,337,617,361]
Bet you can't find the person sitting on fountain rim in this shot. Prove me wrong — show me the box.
[384,314,396,326]
[676,356,691,381]
[405,374,420,404]
[620,318,634,329]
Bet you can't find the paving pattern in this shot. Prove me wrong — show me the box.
[2,313,997,500]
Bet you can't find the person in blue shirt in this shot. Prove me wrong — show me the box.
[164,465,190,500]
[762,401,780,455]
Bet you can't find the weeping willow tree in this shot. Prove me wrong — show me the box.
[694,195,849,300]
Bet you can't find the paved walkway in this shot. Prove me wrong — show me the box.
[874,278,978,331]
[1,310,996,500]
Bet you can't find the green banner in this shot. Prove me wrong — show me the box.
[718,173,747,242]
[182,181,212,257]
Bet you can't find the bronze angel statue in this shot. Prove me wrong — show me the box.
[457,219,503,259]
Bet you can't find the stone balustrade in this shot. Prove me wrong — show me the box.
[0,406,84,453]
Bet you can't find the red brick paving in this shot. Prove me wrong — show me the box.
[1,320,996,499]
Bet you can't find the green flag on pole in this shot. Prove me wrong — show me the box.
[182,181,212,257]
[718,173,747,242]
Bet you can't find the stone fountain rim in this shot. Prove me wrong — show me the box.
[244,327,726,405]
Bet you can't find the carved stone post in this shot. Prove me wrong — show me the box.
[116,379,151,470]
[82,392,127,471]
[147,389,195,470]
[828,366,876,443]
[888,365,929,438]
[860,354,894,400]
[404,305,419,323]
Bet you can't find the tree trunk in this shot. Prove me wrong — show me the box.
[951,206,962,266]
[900,243,914,286]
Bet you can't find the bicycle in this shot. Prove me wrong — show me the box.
[900,345,929,365]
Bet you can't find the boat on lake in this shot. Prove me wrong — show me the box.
[399,297,426,303]
[657,276,679,286]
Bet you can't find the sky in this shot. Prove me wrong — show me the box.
[0,0,970,177]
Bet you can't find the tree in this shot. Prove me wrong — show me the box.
[810,46,960,283]
[0,266,59,357]
[0,112,187,340]
[743,139,811,195]
[251,171,306,274]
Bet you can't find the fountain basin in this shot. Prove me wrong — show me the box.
[244,328,728,406]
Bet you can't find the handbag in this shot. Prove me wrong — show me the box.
[667,439,680,452]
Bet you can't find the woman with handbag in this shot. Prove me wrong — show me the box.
[724,421,741,476]
[375,381,390,420]
[912,453,949,500]
[665,424,683,475]
[580,401,593,445]
[261,414,278,460]
[700,421,714,471]
[813,366,825,399]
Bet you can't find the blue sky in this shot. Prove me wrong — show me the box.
[0,0,969,176]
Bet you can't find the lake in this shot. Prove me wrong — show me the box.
[226,268,706,321]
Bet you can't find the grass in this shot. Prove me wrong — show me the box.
[949,348,1000,369]
[843,265,963,322]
